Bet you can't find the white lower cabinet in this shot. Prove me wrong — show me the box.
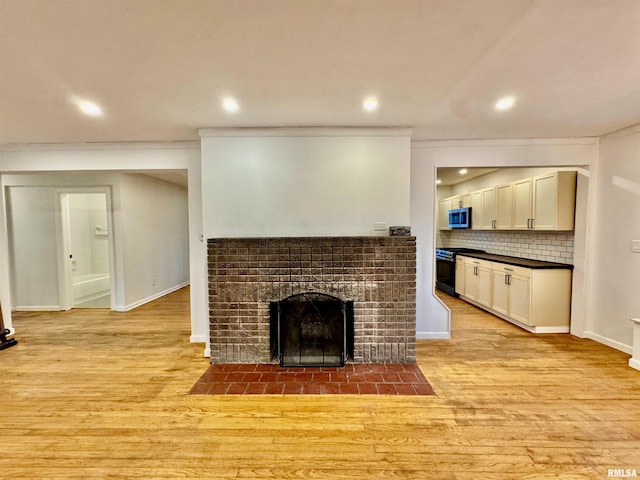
[457,256,572,332]
[460,256,492,307]
[491,263,532,325]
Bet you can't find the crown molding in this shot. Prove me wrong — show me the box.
[198,127,412,138]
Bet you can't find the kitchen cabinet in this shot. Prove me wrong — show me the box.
[460,256,492,307]
[532,171,576,230]
[491,263,531,324]
[471,190,483,229]
[512,177,532,230]
[512,171,577,231]
[495,183,513,229]
[478,187,496,229]
[460,193,472,208]
[438,197,451,230]
[473,184,512,230]
[457,253,572,332]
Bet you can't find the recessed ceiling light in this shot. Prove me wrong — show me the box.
[436,179,442,185]
[74,99,103,117]
[363,97,378,112]
[222,97,239,113]
[495,96,516,111]
[459,168,468,175]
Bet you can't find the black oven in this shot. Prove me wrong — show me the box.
[435,248,485,297]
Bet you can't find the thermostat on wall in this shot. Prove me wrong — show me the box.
[373,222,387,231]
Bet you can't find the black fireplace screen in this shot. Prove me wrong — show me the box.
[270,293,353,367]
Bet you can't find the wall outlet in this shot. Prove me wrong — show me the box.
[152,277,156,286]
[632,240,640,253]
[373,222,387,231]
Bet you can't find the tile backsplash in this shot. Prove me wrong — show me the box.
[439,230,574,264]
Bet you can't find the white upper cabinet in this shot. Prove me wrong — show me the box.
[512,171,577,231]
[440,169,576,232]
[472,184,512,230]
[532,171,576,230]
[460,193,472,208]
[495,183,513,230]
[478,187,496,230]
[512,177,533,230]
[471,190,483,229]
[438,197,452,230]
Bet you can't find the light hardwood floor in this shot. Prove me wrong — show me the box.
[1,287,639,479]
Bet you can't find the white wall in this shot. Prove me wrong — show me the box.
[118,174,189,309]
[584,125,640,352]
[4,173,189,311]
[411,138,598,339]
[0,143,204,345]
[6,187,60,309]
[200,128,411,237]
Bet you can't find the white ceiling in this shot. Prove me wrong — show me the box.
[2,0,640,145]
[436,167,500,186]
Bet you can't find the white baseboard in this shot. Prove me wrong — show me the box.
[13,305,62,311]
[532,326,571,334]
[584,331,633,354]
[113,282,190,312]
[203,345,211,357]
[629,357,640,371]
[416,331,450,339]
[190,334,207,343]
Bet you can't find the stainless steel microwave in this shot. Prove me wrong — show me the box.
[448,207,471,229]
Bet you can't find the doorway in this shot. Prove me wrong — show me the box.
[59,191,112,309]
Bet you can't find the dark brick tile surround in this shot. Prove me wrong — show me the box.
[208,236,417,364]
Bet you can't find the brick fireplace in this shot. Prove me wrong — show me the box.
[207,236,417,364]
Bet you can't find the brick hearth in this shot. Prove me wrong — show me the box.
[207,236,417,364]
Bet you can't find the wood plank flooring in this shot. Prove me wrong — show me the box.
[1,287,639,479]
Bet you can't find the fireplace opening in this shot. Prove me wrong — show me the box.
[270,293,354,367]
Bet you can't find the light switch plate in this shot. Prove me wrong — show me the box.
[632,240,640,253]
[373,222,387,231]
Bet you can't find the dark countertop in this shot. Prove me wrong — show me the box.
[458,252,574,270]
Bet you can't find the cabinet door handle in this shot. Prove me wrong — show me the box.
[504,274,509,285]
[531,218,535,229]
[527,218,531,229]
[474,266,478,275]
[507,274,511,285]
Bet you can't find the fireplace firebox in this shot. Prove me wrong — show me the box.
[270,293,354,367]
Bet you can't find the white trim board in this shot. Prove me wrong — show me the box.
[199,127,412,138]
[416,331,450,340]
[12,305,62,311]
[584,331,633,355]
[112,282,190,312]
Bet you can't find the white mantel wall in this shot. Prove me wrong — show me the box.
[200,128,411,238]
[411,138,598,339]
